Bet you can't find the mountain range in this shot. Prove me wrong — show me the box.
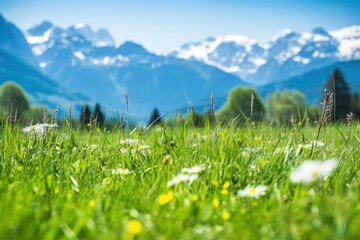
[23,20,248,120]
[1,13,360,122]
[171,26,360,85]
[0,15,90,117]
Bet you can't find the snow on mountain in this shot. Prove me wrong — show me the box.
[25,22,126,72]
[67,23,115,45]
[25,21,115,60]
[330,25,360,59]
[170,35,268,79]
[172,26,360,85]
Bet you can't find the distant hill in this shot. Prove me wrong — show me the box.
[257,60,360,104]
[0,14,39,69]
[0,50,90,115]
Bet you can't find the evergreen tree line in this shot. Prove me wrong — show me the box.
[181,69,360,127]
[1,68,360,128]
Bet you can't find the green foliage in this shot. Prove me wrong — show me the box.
[23,106,50,125]
[324,69,353,121]
[79,104,92,129]
[93,103,105,128]
[266,90,319,124]
[218,86,264,125]
[188,110,205,127]
[0,81,30,117]
[147,108,162,126]
[350,93,360,118]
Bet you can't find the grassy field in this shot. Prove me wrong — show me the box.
[0,121,359,239]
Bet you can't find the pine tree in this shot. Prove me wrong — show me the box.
[324,69,352,121]
[79,104,91,129]
[148,108,162,126]
[350,93,360,118]
[93,103,105,128]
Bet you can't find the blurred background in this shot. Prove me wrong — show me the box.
[0,0,359,126]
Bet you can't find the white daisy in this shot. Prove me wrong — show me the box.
[290,159,337,183]
[111,167,132,176]
[181,165,205,174]
[120,138,142,145]
[22,123,58,135]
[167,173,198,187]
[237,185,267,198]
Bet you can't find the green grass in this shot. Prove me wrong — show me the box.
[0,122,359,239]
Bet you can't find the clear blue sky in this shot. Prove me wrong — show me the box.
[1,0,359,53]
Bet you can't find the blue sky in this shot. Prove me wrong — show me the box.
[1,0,359,53]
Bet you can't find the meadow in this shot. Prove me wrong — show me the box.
[0,121,359,239]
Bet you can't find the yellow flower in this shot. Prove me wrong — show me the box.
[190,194,199,202]
[212,197,220,208]
[222,210,231,220]
[222,181,230,189]
[126,219,143,235]
[16,166,23,171]
[220,189,229,195]
[255,136,262,142]
[88,199,96,208]
[157,191,174,205]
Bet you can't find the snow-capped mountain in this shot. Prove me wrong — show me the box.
[0,15,91,114]
[171,26,360,85]
[170,35,268,80]
[26,21,115,46]
[25,22,247,120]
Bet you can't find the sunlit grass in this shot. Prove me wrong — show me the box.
[0,122,359,239]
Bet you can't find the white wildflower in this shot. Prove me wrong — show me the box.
[111,167,132,176]
[297,140,325,156]
[89,144,99,150]
[120,148,129,154]
[167,173,198,187]
[290,159,337,183]
[119,139,150,155]
[181,165,205,174]
[22,123,58,135]
[120,138,142,145]
[237,185,267,198]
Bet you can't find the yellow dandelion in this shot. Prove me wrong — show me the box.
[157,191,174,205]
[126,219,143,235]
[190,194,199,202]
[220,189,229,195]
[16,166,23,171]
[88,199,96,208]
[222,210,231,220]
[212,197,220,208]
[222,181,230,189]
